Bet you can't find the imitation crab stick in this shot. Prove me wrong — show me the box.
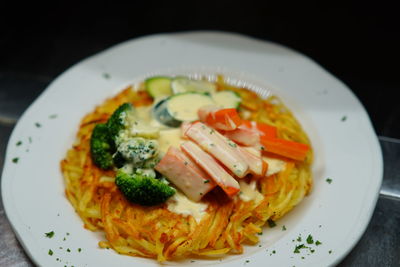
[238,146,268,177]
[260,137,310,161]
[155,147,216,202]
[185,122,248,178]
[224,120,277,146]
[198,105,242,131]
[181,141,240,197]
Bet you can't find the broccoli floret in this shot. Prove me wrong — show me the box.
[107,102,134,142]
[117,137,159,167]
[115,170,175,206]
[90,123,114,169]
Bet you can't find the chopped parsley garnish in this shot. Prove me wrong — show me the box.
[306,234,314,244]
[294,244,306,253]
[16,141,22,146]
[49,114,58,119]
[267,219,276,228]
[329,250,332,254]
[341,116,347,121]
[103,73,111,79]
[48,249,53,256]
[12,157,19,163]
[78,248,82,252]
[282,225,287,231]
[228,142,237,148]
[204,180,210,183]
[35,122,42,128]
[296,236,302,242]
[326,178,332,184]
[257,232,263,235]
[272,250,276,254]
[45,231,55,238]
[315,240,322,246]
[245,260,250,263]
[66,248,71,252]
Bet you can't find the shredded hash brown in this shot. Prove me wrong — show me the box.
[60,76,313,261]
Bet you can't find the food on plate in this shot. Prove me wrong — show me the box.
[61,74,313,261]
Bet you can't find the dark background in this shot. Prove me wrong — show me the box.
[0,2,399,138]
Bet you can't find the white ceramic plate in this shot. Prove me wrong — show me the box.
[1,31,383,267]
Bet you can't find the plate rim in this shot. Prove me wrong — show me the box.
[1,30,383,267]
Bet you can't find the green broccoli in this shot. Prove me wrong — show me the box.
[90,103,134,170]
[116,137,158,167]
[115,170,175,206]
[90,123,114,169]
[107,102,134,142]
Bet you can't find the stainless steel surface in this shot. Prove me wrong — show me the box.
[0,104,399,266]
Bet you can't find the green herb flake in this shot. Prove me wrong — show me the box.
[66,232,70,236]
[16,141,22,146]
[48,249,53,256]
[296,236,302,242]
[49,114,58,119]
[78,248,82,252]
[45,231,55,238]
[341,116,347,121]
[12,157,19,164]
[228,142,237,148]
[326,178,333,184]
[272,250,276,254]
[257,232,263,235]
[267,219,276,228]
[306,234,314,244]
[282,225,287,231]
[35,122,42,128]
[66,248,71,252]
[63,237,66,241]
[245,260,250,263]
[204,180,210,183]
[294,244,306,253]
[315,240,322,246]
[103,73,111,79]
[329,250,332,254]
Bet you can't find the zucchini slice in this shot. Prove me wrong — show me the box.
[145,76,172,98]
[153,92,215,127]
[211,90,242,109]
[171,77,217,94]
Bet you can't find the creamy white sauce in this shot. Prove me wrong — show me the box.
[167,191,208,223]
[263,156,287,176]
[158,128,184,154]
[136,105,170,129]
[239,180,264,205]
